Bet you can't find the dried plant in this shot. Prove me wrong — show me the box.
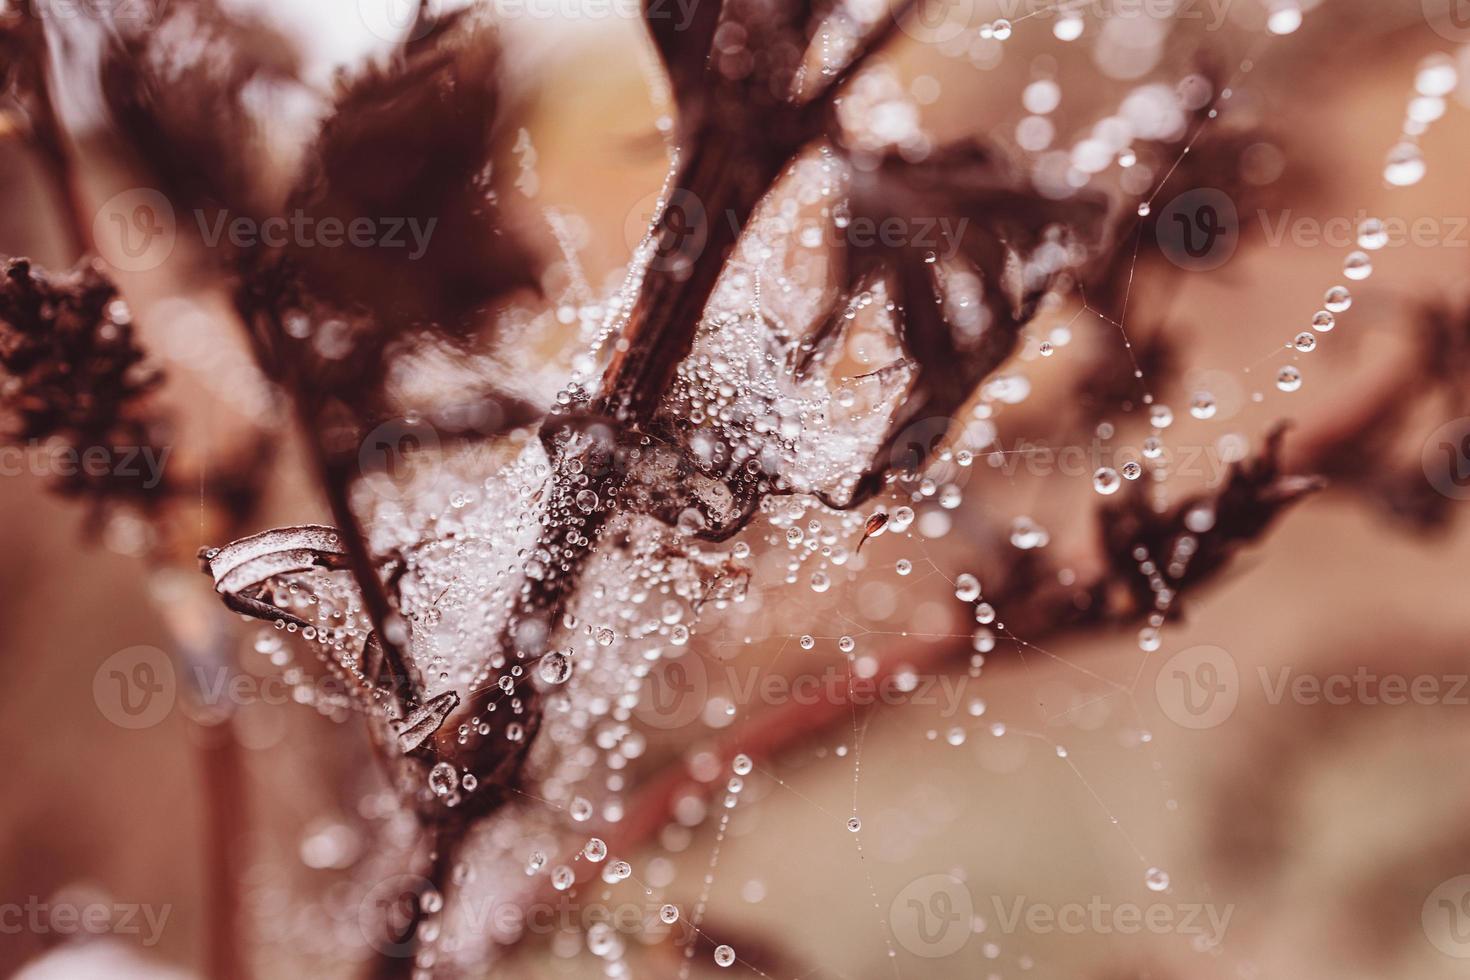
[2,2,1466,979]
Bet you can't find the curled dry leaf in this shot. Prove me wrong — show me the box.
[1099,424,1325,617]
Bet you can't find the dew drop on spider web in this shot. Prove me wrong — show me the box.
[714,945,736,967]
[660,904,680,924]
[1145,867,1170,891]
[539,651,573,684]
[1357,217,1387,250]
[1093,467,1122,495]
[1294,332,1317,352]
[1324,285,1352,312]
[1385,142,1426,186]
[582,837,607,862]
[1415,53,1458,96]
[1149,404,1173,428]
[1276,366,1302,392]
[955,573,981,602]
[1266,3,1302,34]
[428,762,457,797]
[1311,310,1335,332]
[1189,393,1217,420]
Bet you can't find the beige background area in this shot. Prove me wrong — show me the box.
[3,1,1470,977]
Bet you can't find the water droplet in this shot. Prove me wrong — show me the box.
[1054,13,1084,40]
[714,944,736,968]
[1293,332,1316,352]
[1265,2,1302,35]
[1276,366,1302,392]
[1121,461,1142,481]
[660,903,680,924]
[847,816,862,832]
[1323,285,1352,313]
[1093,467,1122,495]
[1415,53,1458,97]
[583,838,607,862]
[1149,404,1173,429]
[1357,217,1387,250]
[991,18,1012,39]
[1145,867,1170,892]
[539,651,573,685]
[732,753,753,775]
[1342,251,1372,281]
[428,762,458,797]
[1384,142,1425,187]
[954,573,981,602]
[1189,393,1217,420]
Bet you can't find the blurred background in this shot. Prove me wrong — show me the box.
[4,0,1470,977]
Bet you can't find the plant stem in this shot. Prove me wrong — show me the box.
[198,718,249,980]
